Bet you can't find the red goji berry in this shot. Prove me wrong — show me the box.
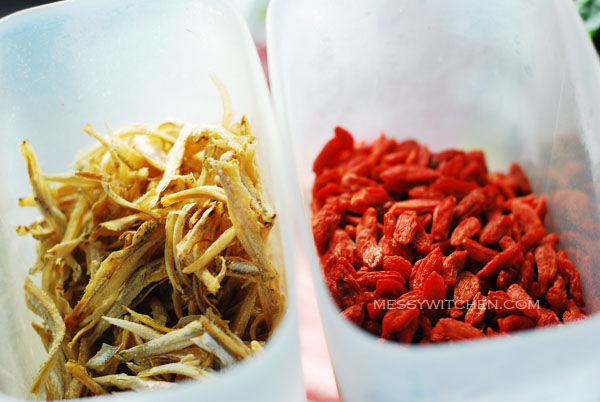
[487,290,519,317]
[465,292,487,326]
[517,259,535,293]
[447,306,465,319]
[476,243,522,279]
[367,299,388,321]
[509,163,532,194]
[356,207,383,269]
[535,194,548,221]
[423,271,446,301]
[440,154,465,177]
[380,164,440,185]
[534,243,558,293]
[412,223,432,255]
[375,278,407,298]
[342,302,365,326]
[326,258,362,309]
[408,185,445,200]
[381,307,420,338]
[350,186,390,213]
[393,210,418,245]
[396,312,421,343]
[454,271,480,307]
[382,255,413,281]
[313,126,354,174]
[459,160,487,185]
[479,214,513,245]
[450,216,481,246]
[546,274,568,314]
[455,187,487,219]
[563,299,586,322]
[357,271,406,288]
[381,150,410,165]
[497,315,535,333]
[431,195,456,241]
[541,232,560,248]
[430,318,484,342]
[536,308,560,327]
[417,213,432,230]
[430,177,478,199]
[498,235,516,250]
[440,250,467,288]
[312,201,342,253]
[461,238,498,263]
[506,284,542,322]
[511,201,542,234]
[496,268,518,291]
[557,250,584,307]
[521,226,547,250]
[330,229,355,262]
[341,172,378,191]
[410,248,444,290]
[388,199,440,214]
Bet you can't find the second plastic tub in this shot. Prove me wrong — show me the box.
[268,0,600,401]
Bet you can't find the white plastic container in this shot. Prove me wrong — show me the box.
[267,0,600,401]
[0,0,304,401]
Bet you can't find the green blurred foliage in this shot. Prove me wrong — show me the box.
[575,0,600,52]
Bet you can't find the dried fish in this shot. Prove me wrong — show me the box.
[65,360,106,395]
[118,320,204,362]
[138,362,211,381]
[93,374,175,391]
[24,277,66,395]
[18,81,284,400]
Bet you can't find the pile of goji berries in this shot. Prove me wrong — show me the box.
[311,127,587,343]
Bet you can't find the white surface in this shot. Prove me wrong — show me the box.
[0,0,304,401]
[268,0,600,401]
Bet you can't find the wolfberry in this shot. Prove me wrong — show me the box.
[410,248,444,290]
[431,195,456,241]
[455,188,488,219]
[312,201,342,253]
[388,199,440,214]
[382,255,413,280]
[381,307,420,338]
[311,130,587,343]
[450,216,481,246]
[534,244,558,293]
[313,126,354,174]
[454,271,480,307]
[356,207,383,269]
[563,299,586,322]
[546,274,568,314]
[423,271,446,301]
[412,223,432,255]
[479,214,512,245]
[497,315,535,333]
[461,238,498,263]
[357,271,406,288]
[380,165,440,184]
[393,210,418,245]
[440,250,467,288]
[342,303,365,326]
[465,292,487,326]
[350,186,390,213]
[476,243,522,279]
[430,318,484,342]
[375,278,407,298]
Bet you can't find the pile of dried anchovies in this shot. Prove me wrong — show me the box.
[18,84,284,399]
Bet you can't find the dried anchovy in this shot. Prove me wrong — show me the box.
[18,81,284,399]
